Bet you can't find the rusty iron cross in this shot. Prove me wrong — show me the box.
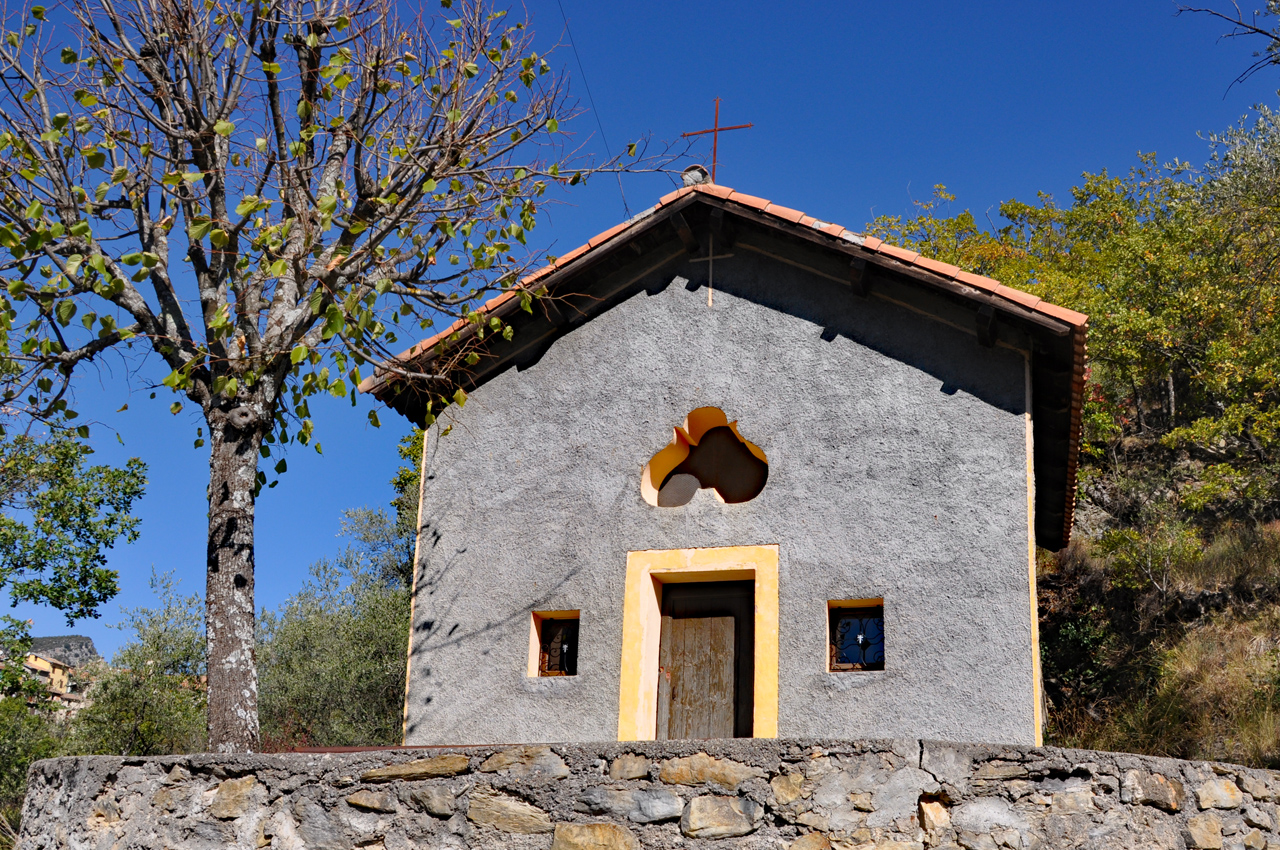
[681,98,752,184]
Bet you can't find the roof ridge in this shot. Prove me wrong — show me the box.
[361,182,1086,394]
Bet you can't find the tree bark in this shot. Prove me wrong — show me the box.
[205,405,265,752]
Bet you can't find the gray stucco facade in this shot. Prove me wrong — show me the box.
[404,247,1040,748]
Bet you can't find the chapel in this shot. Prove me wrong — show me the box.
[362,169,1087,748]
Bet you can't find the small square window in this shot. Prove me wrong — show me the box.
[529,611,579,677]
[828,600,884,672]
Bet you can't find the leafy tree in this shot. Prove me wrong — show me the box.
[65,572,207,756]
[257,434,416,746]
[0,0,657,749]
[866,134,1280,530]
[338,428,422,587]
[0,427,144,698]
[0,698,59,848]
[258,553,409,749]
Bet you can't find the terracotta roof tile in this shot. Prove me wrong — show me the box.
[553,243,589,266]
[657,186,693,207]
[877,243,921,264]
[1036,301,1089,327]
[821,223,847,238]
[994,284,1042,310]
[693,183,734,199]
[955,270,999,293]
[763,203,806,224]
[587,221,630,248]
[861,235,884,251]
[725,191,770,210]
[798,215,820,228]
[914,256,961,280]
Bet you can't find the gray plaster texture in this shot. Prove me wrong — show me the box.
[408,250,1037,747]
[18,740,1280,850]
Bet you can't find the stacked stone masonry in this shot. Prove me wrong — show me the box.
[17,739,1280,849]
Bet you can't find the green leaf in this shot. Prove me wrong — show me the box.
[235,196,259,216]
[70,221,90,238]
[170,401,183,414]
[213,119,235,137]
[54,299,76,325]
[367,409,380,428]
[182,172,204,183]
[262,61,281,74]
[321,303,345,339]
[546,118,558,133]
[255,137,268,153]
[453,388,467,407]
[85,151,106,169]
[30,6,45,20]
[209,229,229,248]
[290,344,308,364]
[60,47,76,63]
[269,258,287,276]
[24,200,42,219]
[189,220,213,241]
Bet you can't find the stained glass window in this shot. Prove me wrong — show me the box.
[538,617,579,676]
[828,605,884,672]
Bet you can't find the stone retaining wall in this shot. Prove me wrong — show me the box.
[17,739,1280,849]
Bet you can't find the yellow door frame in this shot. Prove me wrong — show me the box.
[617,544,779,740]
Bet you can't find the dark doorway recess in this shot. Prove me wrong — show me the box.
[656,581,754,739]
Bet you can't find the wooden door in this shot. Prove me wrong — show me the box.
[656,581,754,739]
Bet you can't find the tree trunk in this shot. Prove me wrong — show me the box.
[205,406,264,752]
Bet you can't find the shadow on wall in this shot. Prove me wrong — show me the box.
[405,434,583,743]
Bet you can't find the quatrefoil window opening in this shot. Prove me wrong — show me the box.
[641,407,769,507]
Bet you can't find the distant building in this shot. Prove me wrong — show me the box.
[14,635,100,715]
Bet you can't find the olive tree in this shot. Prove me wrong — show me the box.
[0,0,638,750]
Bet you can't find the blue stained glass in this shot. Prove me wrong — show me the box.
[832,609,884,669]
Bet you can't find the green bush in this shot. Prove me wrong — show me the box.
[258,556,409,750]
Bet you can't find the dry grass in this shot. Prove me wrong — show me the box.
[1048,604,1280,767]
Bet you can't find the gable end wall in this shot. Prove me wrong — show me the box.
[405,251,1037,747]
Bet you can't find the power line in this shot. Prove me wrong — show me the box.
[554,0,631,218]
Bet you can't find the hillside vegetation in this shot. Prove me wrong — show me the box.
[870,104,1280,767]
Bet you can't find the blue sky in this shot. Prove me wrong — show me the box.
[16,0,1280,657]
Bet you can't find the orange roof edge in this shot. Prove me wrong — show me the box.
[361,180,1088,384]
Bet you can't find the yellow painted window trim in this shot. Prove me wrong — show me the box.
[617,544,779,741]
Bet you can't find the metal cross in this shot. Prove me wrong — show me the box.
[681,98,752,183]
